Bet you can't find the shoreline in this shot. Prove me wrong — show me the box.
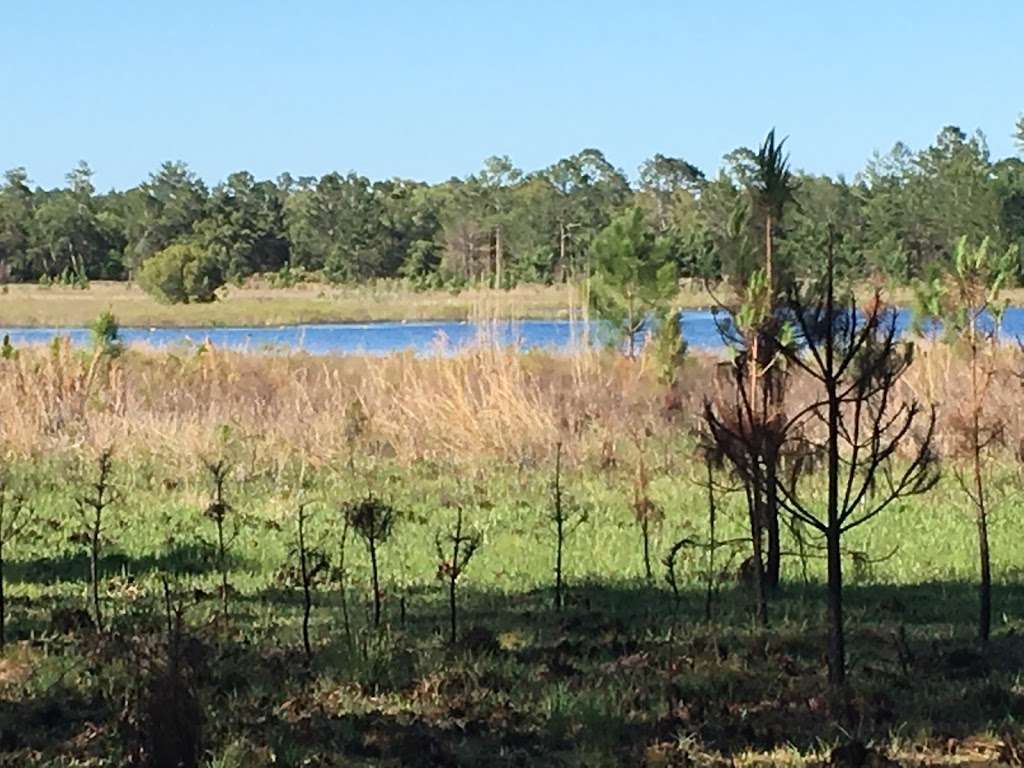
[2,279,1017,330]
[0,280,716,328]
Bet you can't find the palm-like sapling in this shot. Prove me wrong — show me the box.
[0,478,29,651]
[705,267,791,625]
[549,442,587,611]
[342,494,397,628]
[435,505,481,645]
[75,448,118,633]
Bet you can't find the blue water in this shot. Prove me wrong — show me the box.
[2,308,1023,356]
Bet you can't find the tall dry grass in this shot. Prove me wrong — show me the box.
[2,337,1022,473]
[0,337,679,469]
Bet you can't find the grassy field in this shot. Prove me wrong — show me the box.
[0,280,722,328]
[0,343,1022,765]
[3,279,1024,330]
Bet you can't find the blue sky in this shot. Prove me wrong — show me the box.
[2,1,1021,190]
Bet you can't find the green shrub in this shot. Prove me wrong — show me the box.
[137,244,223,304]
[90,310,123,356]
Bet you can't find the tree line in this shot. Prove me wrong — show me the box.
[0,120,1021,302]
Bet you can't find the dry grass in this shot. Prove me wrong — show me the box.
[3,334,1023,476]
[0,280,721,327]
[0,338,688,470]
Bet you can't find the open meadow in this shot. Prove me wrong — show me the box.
[0,337,1022,766]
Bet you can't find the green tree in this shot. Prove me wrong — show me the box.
[123,161,208,273]
[637,154,705,233]
[194,171,289,281]
[0,169,34,281]
[544,149,631,280]
[914,127,1001,258]
[477,155,522,289]
[32,162,124,282]
[589,207,678,358]
[137,243,223,303]
[377,178,443,283]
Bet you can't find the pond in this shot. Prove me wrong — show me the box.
[1,308,1022,356]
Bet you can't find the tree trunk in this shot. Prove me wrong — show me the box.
[553,443,565,611]
[826,526,845,686]
[554,517,564,612]
[369,539,381,627]
[91,521,102,633]
[448,575,458,645]
[704,461,716,624]
[339,524,352,645]
[824,246,845,687]
[0,542,5,650]
[299,509,312,661]
[765,459,781,588]
[970,340,992,645]
[641,516,652,584]
[217,518,228,622]
[494,226,503,290]
[977,506,991,644]
[747,484,769,627]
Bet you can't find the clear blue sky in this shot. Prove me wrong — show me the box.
[2,1,1021,191]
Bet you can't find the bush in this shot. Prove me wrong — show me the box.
[137,244,223,304]
[90,310,123,356]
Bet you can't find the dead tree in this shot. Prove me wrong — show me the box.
[773,238,938,687]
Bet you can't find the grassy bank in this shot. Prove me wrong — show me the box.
[0,344,1022,765]
[3,278,1023,330]
[0,280,726,328]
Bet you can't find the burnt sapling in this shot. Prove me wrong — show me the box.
[336,514,353,645]
[290,501,329,662]
[928,236,1015,644]
[127,589,204,768]
[770,234,938,687]
[342,494,398,628]
[435,505,481,645]
[548,442,587,612]
[664,438,747,623]
[201,459,240,624]
[629,426,664,585]
[74,447,119,633]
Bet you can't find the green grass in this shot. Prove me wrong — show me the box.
[1,450,1023,766]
